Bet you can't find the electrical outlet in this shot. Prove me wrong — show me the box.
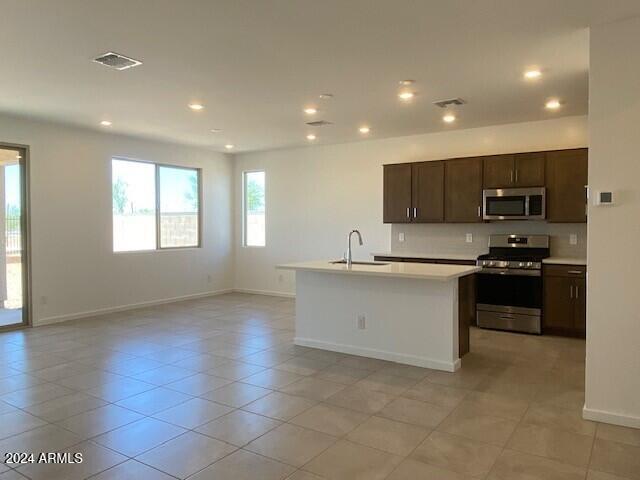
[357,314,366,330]
[207,275,212,283]
[466,233,473,243]
[398,232,405,242]
[569,234,578,245]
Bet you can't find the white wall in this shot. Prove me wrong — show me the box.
[585,16,640,428]
[233,115,588,296]
[0,114,234,325]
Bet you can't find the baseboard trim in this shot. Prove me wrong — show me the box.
[35,288,234,326]
[295,337,460,372]
[583,406,640,428]
[233,288,295,298]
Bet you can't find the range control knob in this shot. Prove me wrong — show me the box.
[526,262,533,268]
[488,261,495,267]
[518,262,525,268]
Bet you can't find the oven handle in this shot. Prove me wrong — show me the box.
[478,268,541,277]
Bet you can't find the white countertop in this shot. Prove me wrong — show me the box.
[277,260,480,281]
[543,257,587,266]
[371,251,482,261]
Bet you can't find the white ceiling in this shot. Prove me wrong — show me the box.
[2,1,640,153]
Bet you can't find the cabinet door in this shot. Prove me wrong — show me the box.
[543,276,575,331]
[412,161,444,222]
[514,152,545,187]
[546,149,588,222]
[483,155,514,188]
[383,164,412,223]
[457,274,476,356]
[573,278,586,336]
[445,158,483,222]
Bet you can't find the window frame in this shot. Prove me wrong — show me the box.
[242,169,266,248]
[112,157,202,253]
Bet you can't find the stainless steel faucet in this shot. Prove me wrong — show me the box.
[345,230,363,266]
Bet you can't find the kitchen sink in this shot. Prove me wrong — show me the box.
[330,260,389,266]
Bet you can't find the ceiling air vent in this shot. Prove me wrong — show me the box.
[305,120,333,127]
[93,52,142,71]
[433,98,466,108]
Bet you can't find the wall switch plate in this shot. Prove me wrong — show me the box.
[569,234,578,245]
[466,233,473,243]
[357,314,366,330]
[398,232,405,242]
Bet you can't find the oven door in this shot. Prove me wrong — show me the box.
[476,269,542,334]
[483,188,545,220]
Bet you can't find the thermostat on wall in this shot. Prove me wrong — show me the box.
[595,191,614,205]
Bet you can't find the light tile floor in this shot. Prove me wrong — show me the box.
[0,293,638,480]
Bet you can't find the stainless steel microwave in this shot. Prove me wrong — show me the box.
[483,187,546,220]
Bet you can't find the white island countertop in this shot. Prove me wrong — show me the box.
[277,260,480,281]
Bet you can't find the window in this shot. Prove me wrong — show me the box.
[159,166,199,248]
[112,159,200,252]
[243,170,265,246]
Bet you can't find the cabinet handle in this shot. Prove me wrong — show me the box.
[575,285,579,299]
[567,270,583,275]
[515,169,518,183]
[406,207,411,219]
[510,170,514,183]
[477,206,482,218]
[413,207,417,218]
[569,285,574,299]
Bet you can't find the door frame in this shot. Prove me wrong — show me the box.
[0,142,32,331]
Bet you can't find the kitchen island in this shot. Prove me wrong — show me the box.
[277,260,480,372]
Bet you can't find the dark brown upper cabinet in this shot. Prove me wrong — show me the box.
[383,163,412,223]
[546,148,588,223]
[483,154,514,188]
[514,152,545,187]
[483,153,545,188]
[412,161,444,222]
[383,148,586,224]
[445,157,483,222]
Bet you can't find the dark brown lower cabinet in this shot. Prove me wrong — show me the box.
[458,274,476,356]
[543,265,586,337]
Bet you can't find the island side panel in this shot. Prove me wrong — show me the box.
[294,270,460,372]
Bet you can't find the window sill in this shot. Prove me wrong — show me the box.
[113,246,202,255]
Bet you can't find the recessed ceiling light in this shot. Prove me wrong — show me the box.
[443,114,456,123]
[545,99,561,110]
[398,91,415,101]
[210,128,222,133]
[306,134,317,141]
[100,120,112,127]
[224,144,234,149]
[359,126,371,134]
[524,69,542,79]
[399,80,415,86]
[319,93,333,99]
[304,107,318,115]
[189,103,205,111]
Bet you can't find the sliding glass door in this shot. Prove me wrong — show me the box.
[0,145,29,329]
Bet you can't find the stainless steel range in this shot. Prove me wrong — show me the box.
[476,234,550,334]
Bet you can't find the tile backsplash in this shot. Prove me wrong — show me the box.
[390,222,587,258]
